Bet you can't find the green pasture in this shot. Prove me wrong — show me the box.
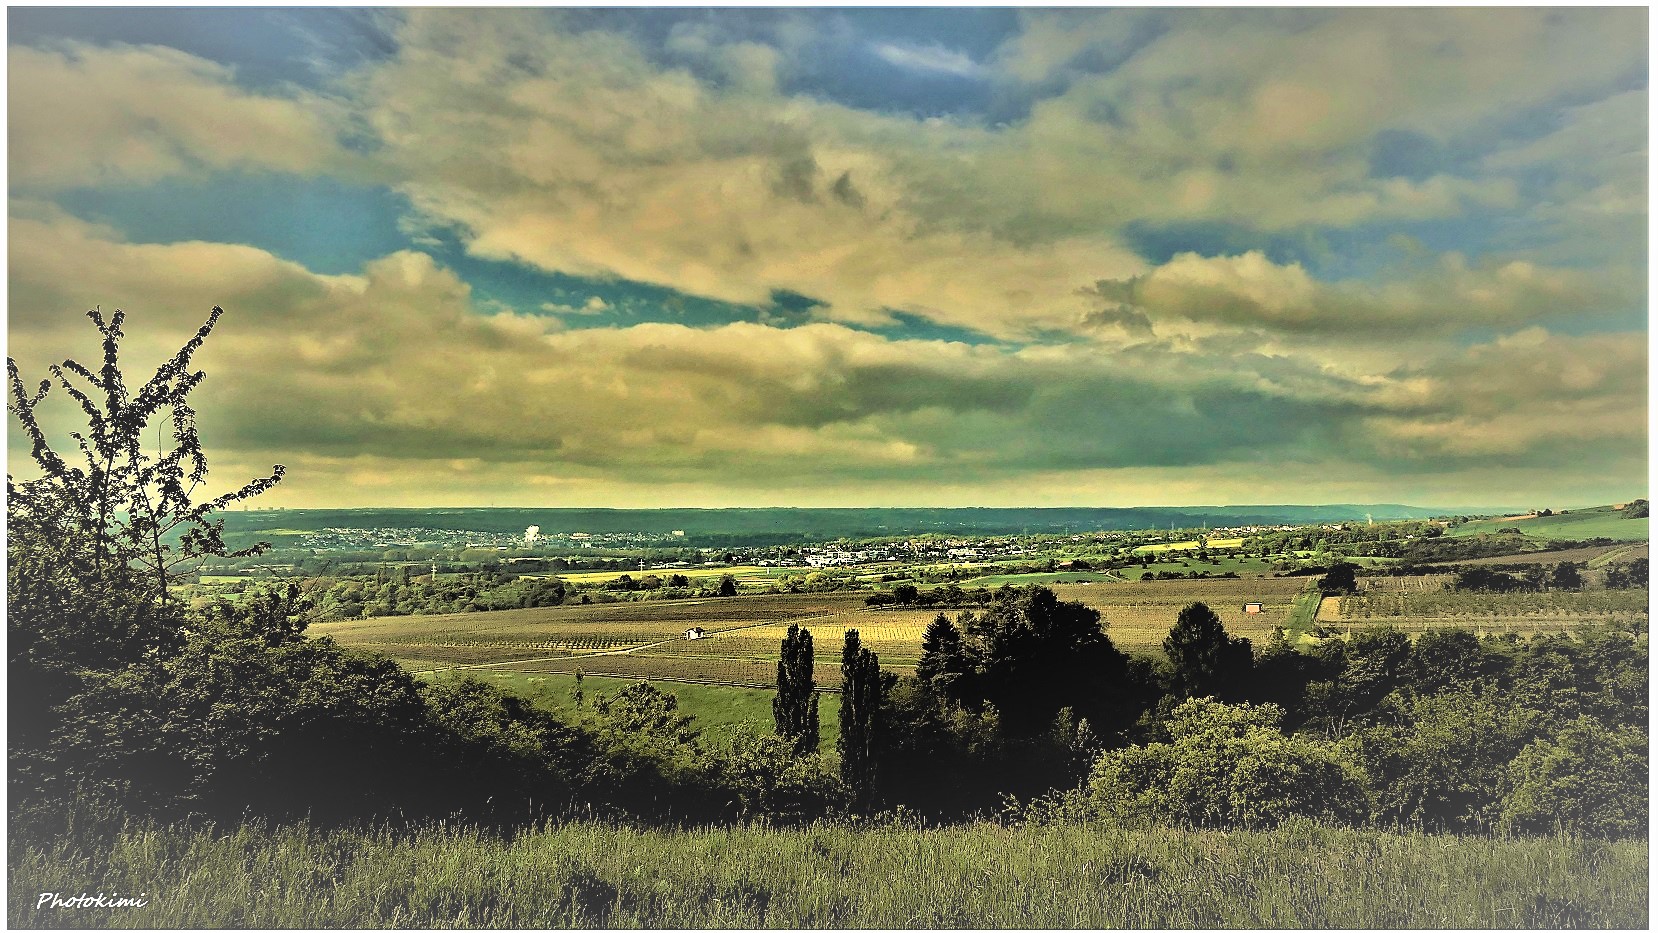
[1125,553,1282,578]
[420,670,838,750]
[1448,507,1649,542]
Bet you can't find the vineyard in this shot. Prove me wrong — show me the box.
[304,574,1654,684]
[1050,578,1307,650]
[312,578,1323,688]
[1355,575,1455,593]
[1321,586,1648,636]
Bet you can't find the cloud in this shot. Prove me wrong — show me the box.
[317,7,1644,347]
[21,10,1636,346]
[7,10,1646,507]
[1355,328,1647,460]
[8,41,349,188]
[872,41,985,78]
[1086,250,1629,337]
[9,212,1643,508]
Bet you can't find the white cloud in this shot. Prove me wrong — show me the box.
[8,211,1643,507]
[8,42,350,188]
[1086,250,1629,338]
[872,41,985,78]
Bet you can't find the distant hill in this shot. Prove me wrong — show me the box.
[220,503,1500,544]
[1446,505,1650,543]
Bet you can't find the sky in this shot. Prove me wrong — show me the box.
[5,7,1649,509]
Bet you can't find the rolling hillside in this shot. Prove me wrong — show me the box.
[1447,504,1649,542]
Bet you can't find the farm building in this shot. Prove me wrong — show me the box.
[685,627,707,640]
[1242,602,1263,614]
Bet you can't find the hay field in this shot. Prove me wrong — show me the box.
[1130,537,1246,553]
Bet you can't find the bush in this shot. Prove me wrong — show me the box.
[421,676,600,820]
[718,727,844,823]
[1499,717,1647,838]
[1351,689,1542,832]
[49,618,434,820]
[1087,698,1371,829]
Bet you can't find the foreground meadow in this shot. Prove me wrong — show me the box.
[10,815,1644,929]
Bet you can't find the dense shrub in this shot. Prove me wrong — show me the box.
[1087,699,1371,829]
[47,612,434,820]
[1351,690,1543,832]
[1499,717,1648,838]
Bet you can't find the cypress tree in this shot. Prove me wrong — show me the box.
[838,629,887,810]
[1163,601,1253,700]
[915,613,969,698]
[772,623,819,753]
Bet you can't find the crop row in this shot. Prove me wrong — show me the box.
[1356,575,1455,593]
[1337,590,1649,620]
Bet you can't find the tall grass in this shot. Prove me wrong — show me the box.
[11,812,1645,928]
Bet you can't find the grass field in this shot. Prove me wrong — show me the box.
[1447,506,1649,542]
[10,815,1644,928]
[420,670,840,750]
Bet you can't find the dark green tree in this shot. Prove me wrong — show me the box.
[1316,562,1358,596]
[1087,698,1371,829]
[1500,716,1648,837]
[772,623,819,754]
[1405,628,1507,697]
[1163,602,1252,701]
[718,574,739,597]
[914,613,970,695]
[838,629,889,810]
[961,586,1136,736]
[1548,561,1583,591]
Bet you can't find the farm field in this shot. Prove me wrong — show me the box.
[312,592,869,675]
[318,578,1314,689]
[1131,537,1246,553]
[1317,587,1648,636]
[1446,542,1649,568]
[1446,506,1649,542]
[1050,577,1309,651]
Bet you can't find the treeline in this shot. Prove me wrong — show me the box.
[849,589,1646,836]
[865,583,996,608]
[302,572,571,619]
[1357,557,1649,588]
